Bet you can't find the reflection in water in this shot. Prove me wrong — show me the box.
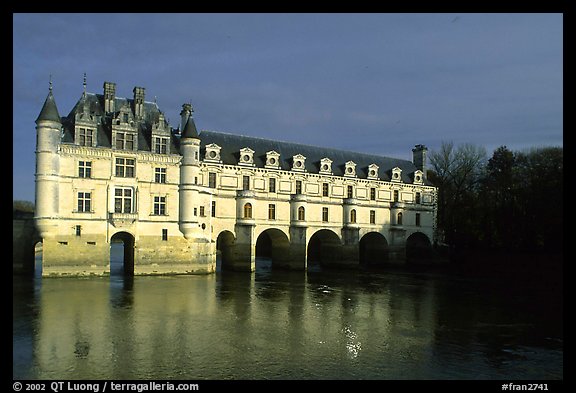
[13,264,562,380]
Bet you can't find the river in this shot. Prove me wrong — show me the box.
[13,249,562,380]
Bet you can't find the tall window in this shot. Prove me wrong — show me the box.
[78,161,92,178]
[78,128,93,147]
[243,203,252,219]
[322,183,329,197]
[200,206,205,217]
[269,178,276,193]
[153,137,168,154]
[393,190,399,202]
[114,188,133,213]
[415,192,421,204]
[211,201,216,217]
[153,196,166,215]
[268,204,276,220]
[397,212,403,225]
[155,167,166,183]
[209,172,217,188]
[75,225,82,236]
[115,132,135,150]
[162,229,168,241]
[322,207,329,222]
[350,209,357,223]
[77,192,91,213]
[298,206,305,221]
[115,158,135,178]
[243,176,250,191]
[415,213,421,226]
[347,185,353,198]
[370,188,376,201]
[295,180,302,194]
[370,210,376,224]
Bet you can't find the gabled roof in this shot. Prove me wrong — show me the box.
[199,130,430,184]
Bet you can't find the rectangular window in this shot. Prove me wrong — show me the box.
[370,210,376,224]
[200,206,205,217]
[295,180,302,195]
[155,167,166,183]
[75,225,81,236]
[322,183,329,197]
[211,201,216,217]
[268,204,276,220]
[77,192,91,213]
[416,213,421,227]
[162,229,168,241]
[269,178,276,193]
[208,172,217,188]
[153,196,166,215]
[115,132,135,150]
[154,137,168,154]
[115,157,135,178]
[194,207,198,216]
[78,128,93,147]
[243,175,250,190]
[114,188,133,213]
[370,188,376,201]
[78,161,92,178]
[347,185,353,199]
[393,190,399,202]
[322,207,329,222]
[415,192,421,204]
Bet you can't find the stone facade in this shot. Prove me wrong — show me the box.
[34,81,438,276]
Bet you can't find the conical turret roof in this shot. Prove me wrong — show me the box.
[181,115,199,139]
[35,89,61,124]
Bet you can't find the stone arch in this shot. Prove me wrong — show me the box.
[307,228,342,266]
[359,232,389,265]
[406,231,432,262]
[216,230,236,271]
[255,228,291,269]
[110,231,135,276]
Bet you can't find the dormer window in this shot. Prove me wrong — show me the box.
[344,161,357,177]
[238,147,255,166]
[413,170,424,185]
[391,167,402,182]
[153,137,169,154]
[76,127,95,147]
[265,151,281,169]
[205,143,222,163]
[367,163,379,180]
[292,154,306,172]
[319,157,333,175]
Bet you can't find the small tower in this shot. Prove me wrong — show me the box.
[178,104,202,239]
[34,78,62,238]
[412,144,428,179]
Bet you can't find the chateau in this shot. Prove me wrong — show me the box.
[34,81,438,276]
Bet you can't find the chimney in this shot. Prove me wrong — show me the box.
[103,82,116,113]
[180,103,192,131]
[133,86,145,119]
[412,144,428,179]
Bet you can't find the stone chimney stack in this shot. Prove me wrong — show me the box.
[133,86,145,119]
[103,82,116,113]
[412,144,428,179]
[180,103,192,131]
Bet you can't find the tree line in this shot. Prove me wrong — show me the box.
[428,142,563,255]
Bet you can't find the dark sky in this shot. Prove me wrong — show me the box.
[13,13,563,202]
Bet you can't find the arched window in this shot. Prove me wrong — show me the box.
[397,212,403,225]
[350,209,357,223]
[298,206,305,221]
[243,203,252,219]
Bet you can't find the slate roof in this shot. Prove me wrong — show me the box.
[199,130,429,184]
[35,90,61,124]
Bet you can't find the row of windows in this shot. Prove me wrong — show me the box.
[77,165,423,204]
[77,128,170,155]
[241,203,421,226]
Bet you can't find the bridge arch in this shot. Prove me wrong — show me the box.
[255,228,291,269]
[359,231,389,265]
[216,230,236,271]
[307,228,342,266]
[406,231,432,262]
[110,231,135,276]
